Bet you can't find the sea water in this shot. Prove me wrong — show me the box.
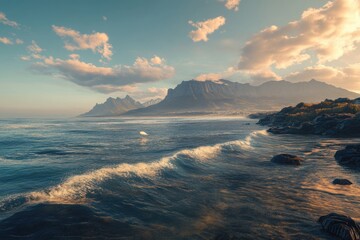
[0,117,359,239]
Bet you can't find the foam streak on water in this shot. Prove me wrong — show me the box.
[1,130,264,205]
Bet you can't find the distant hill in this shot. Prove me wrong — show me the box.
[81,95,143,117]
[125,79,360,116]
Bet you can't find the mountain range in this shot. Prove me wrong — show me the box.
[82,79,360,117]
[81,95,161,117]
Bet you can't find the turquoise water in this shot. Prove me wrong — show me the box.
[0,117,359,239]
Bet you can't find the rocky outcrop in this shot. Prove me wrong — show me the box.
[318,213,360,240]
[332,179,353,185]
[258,98,360,137]
[271,154,303,166]
[335,145,360,168]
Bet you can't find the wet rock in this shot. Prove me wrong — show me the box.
[257,98,360,137]
[318,213,360,240]
[335,145,360,168]
[332,179,353,185]
[271,154,303,166]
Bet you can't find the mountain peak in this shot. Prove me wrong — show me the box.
[125,79,360,116]
[81,95,143,117]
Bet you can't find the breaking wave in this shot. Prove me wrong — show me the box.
[0,130,267,209]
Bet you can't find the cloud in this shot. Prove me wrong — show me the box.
[31,55,175,93]
[0,12,19,28]
[0,37,24,45]
[15,39,23,44]
[195,67,236,82]
[150,55,163,65]
[27,40,43,54]
[22,40,44,60]
[224,0,241,11]
[238,0,360,73]
[52,25,113,60]
[20,56,31,61]
[102,16,107,21]
[286,64,360,91]
[195,67,281,84]
[0,37,13,45]
[188,16,226,42]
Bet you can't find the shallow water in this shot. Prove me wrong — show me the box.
[0,117,359,239]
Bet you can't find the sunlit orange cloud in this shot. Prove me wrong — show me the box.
[188,16,226,42]
[52,25,113,60]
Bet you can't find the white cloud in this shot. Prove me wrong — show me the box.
[237,0,360,74]
[27,40,43,54]
[150,55,163,65]
[22,41,45,60]
[195,67,281,85]
[20,56,31,61]
[0,37,23,45]
[188,16,226,42]
[15,39,23,44]
[0,37,13,45]
[102,16,107,21]
[52,25,113,60]
[224,0,241,11]
[0,12,19,28]
[30,55,175,93]
[195,67,236,82]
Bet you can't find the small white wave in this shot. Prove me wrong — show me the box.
[179,145,222,161]
[225,129,268,150]
[2,124,34,129]
[28,156,174,203]
[3,129,267,206]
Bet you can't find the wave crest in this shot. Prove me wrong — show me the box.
[1,129,267,207]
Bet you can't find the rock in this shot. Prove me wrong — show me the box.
[257,98,360,137]
[318,213,360,240]
[335,145,360,168]
[271,154,303,166]
[332,179,353,185]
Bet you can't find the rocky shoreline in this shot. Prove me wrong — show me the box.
[256,98,360,137]
[255,98,360,239]
[270,145,360,240]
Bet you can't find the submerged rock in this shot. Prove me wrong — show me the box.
[332,179,353,185]
[318,213,360,240]
[335,145,360,168]
[271,154,303,166]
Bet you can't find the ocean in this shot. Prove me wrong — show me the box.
[0,117,359,239]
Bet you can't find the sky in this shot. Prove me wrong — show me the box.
[1,0,360,117]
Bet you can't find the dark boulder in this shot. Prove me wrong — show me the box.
[335,145,360,168]
[318,213,360,240]
[332,179,353,185]
[271,154,303,166]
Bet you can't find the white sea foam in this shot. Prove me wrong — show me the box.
[4,129,266,205]
[28,156,174,203]
[179,145,222,161]
[2,124,34,129]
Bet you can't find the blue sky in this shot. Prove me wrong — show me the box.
[1,0,360,117]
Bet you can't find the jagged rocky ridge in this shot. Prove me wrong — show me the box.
[125,79,359,116]
[257,98,360,137]
[81,95,160,117]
